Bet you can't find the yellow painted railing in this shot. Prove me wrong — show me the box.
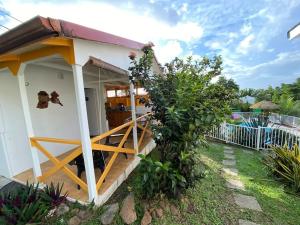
[30,137,88,191]
[30,113,152,193]
[91,113,152,191]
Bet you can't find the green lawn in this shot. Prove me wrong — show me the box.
[49,142,300,225]
[148,142,300,225]
[235,146,300,225]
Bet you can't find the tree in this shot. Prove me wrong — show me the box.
[217,76,239,93]
[239,77,300,116]
[129,45,238,197]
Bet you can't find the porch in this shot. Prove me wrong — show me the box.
[0,34,157,205]
[14,114,154,204]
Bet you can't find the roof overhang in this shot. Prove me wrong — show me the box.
[288,22,300,40]
[86,56,128,76]
[0,16,145,56]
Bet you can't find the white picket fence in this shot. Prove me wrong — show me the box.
[233,112,300,129]
[269,113,300,128]
[209,123,300,150]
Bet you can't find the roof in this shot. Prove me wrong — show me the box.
[250,100,279,110]
[0,16,145,55]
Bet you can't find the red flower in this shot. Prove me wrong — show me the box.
[129,51,137,60]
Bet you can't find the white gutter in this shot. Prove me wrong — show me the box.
[288,23,300,40]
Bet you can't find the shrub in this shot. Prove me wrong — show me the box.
[129,45,237,197]
[0,182,68,224]
[0,183,49,225]
[137,154,186,198]
[265,144,300,192]
[41,182,68,207]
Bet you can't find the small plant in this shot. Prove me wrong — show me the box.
[265,144,300,192]
[137,154,186,198]
[0,183,49,225]
[0,182,68,224]
[42,182,68,207]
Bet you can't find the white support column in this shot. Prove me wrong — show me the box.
[256,126,261,151]
[130,82,138,153]
[17,64,42,180]
[72,64,97,202]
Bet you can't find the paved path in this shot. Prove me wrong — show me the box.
[222,146,262,225]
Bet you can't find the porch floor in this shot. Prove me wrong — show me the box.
[14,135,153,203]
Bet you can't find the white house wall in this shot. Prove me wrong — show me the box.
[0,69,33,176]
[74,39,161,75]
[25,64,81,163]
[73,39,142,69]
[0,64,84,176]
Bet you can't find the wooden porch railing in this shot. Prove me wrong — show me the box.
[30,113,152,193]
[30,137,88,191]
[91,113,152,191]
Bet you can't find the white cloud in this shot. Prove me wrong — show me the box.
[177,3,188,15]
[237,34,255,54]
[226,51,300,80]
[1,0,203,62]
[204,40,222,50]
[240,23,252,35]
[228,32,239,39]
[154,40,183,63]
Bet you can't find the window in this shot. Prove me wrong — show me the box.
[137,88,147,95]
[116,89,127,97]
[107,90,116,97]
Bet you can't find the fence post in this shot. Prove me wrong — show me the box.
[292,117,296,128]
[256,126,261,151]
[224,122,229,143]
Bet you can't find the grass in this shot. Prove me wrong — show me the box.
[49,142,300,225]
[235,147,300,225]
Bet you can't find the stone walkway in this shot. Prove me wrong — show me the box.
[222,146,262,225]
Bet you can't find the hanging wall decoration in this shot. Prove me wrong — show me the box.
[50,91,63,106]
[37,91,50,109]
[37,91,63,109]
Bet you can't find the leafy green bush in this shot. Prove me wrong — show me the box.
[265,145,300,192]
[129,45,237,198]
[137,154,186,198]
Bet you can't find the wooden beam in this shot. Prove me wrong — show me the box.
[0,37,75,75]
[119,124,133,147]
[39,147,82,182]
[91,121,133,143]
[138,121,149,148]
[96,152,118,190]
[0,54,19,62]
[92,144,135,154]
[40,37,73,47]
[30,137,81,145]
[31,140,88,191]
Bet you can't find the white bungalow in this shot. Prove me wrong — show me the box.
[0,16,159,205]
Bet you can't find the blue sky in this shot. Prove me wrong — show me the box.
[1,0,300,89]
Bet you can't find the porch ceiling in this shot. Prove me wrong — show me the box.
[84,56,129,86]
[30,55,129,86]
